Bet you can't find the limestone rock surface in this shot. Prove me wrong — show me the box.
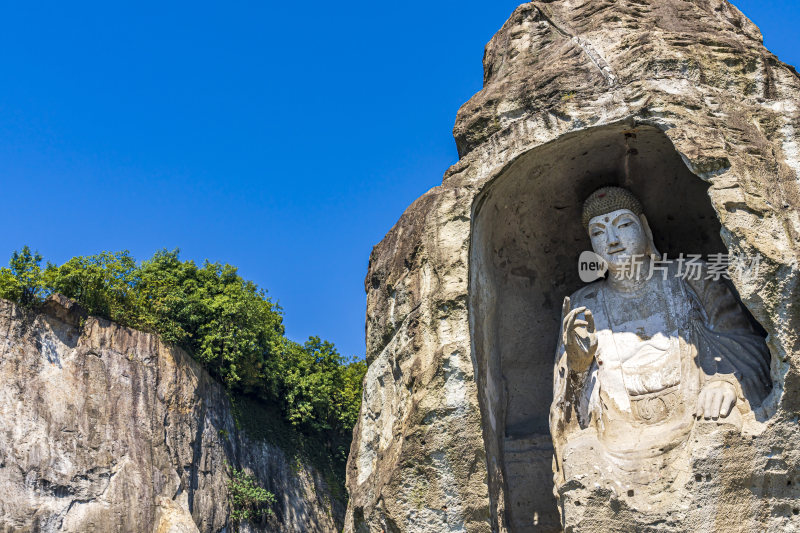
[345,1,800,532]
[0,296,344,533]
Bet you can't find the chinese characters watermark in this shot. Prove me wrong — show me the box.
[578,252,761,283]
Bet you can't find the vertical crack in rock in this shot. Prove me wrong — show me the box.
[187,399,206,515]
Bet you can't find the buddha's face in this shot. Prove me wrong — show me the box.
[588,209,649,269]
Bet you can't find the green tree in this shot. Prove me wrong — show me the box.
[4,246,45,306]
[337,357,367,431]
[278,336,343,432]
[0,267,22,303]
[136,252,285,391]
[44,250,141,324]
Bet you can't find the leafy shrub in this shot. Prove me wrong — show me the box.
[228,466,275,524]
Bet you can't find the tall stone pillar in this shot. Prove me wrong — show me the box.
[345,2,800,531]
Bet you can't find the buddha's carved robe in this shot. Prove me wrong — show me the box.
[550,263,771,490]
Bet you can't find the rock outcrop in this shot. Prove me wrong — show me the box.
[0,296,344,533]
[346,1,800,532]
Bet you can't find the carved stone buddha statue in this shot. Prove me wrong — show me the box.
[550,186,771,502]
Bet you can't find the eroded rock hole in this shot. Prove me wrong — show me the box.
[469,123,771,533]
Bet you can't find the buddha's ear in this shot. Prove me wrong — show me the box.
[639,214,661,257]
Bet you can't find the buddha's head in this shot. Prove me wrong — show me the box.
[582,186,657,269]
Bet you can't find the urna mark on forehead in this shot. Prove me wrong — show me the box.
[588,208,640,228]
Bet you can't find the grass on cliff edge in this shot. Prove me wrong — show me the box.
[0,246,366,493]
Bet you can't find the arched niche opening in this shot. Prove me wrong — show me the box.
[468,122,742,532]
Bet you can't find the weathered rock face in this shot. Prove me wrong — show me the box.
[0,296,344,533]
[346,1,800,532]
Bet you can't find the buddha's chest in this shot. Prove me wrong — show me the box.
[593,282,695,416]
[600,311,678,362]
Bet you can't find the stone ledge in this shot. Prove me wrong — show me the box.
[41,293,88,327]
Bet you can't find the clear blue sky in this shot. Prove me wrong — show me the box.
[1,1,797,358]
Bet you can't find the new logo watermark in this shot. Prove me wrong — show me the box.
[578,252,761,283]
[578,251,608,283]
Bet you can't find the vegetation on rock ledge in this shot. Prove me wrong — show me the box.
[0,246,366,478]
[227,466,276,524]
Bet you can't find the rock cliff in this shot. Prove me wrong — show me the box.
[0,295,344,532]
[346,1,800,532]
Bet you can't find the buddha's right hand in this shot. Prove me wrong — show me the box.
[561,296,598,373]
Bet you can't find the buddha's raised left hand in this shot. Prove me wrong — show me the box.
[695,381,737,420]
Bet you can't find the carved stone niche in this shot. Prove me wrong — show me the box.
[468,121,771,533]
